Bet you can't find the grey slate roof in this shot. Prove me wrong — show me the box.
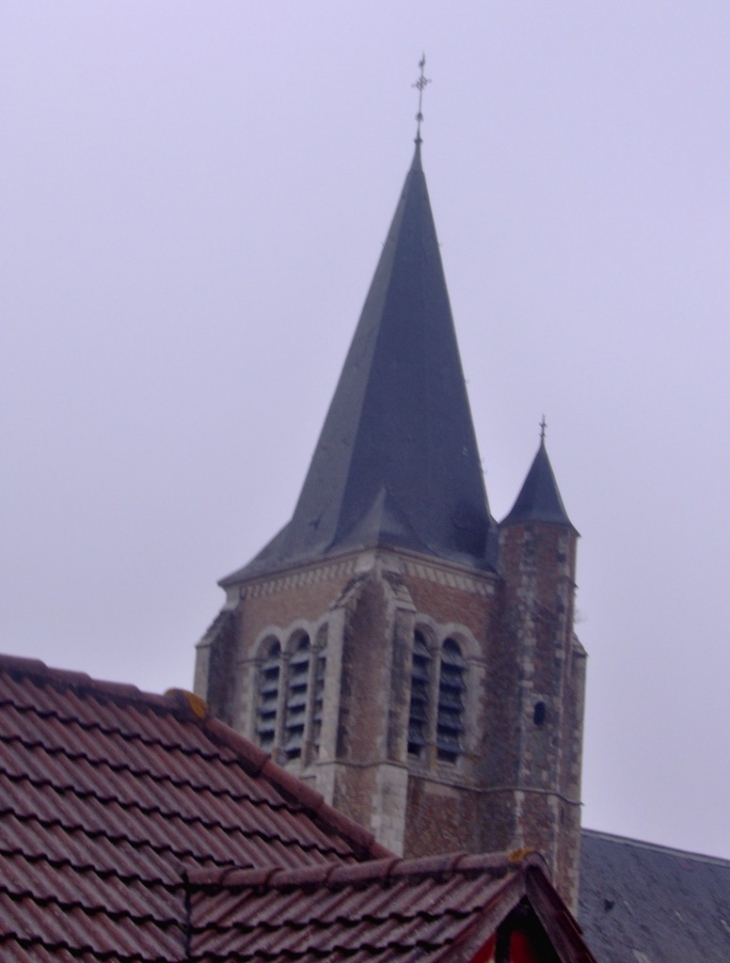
[224,144,495,584]
[579,828,730,963]
[501,439,575,530]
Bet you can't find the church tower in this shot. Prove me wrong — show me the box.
[194,139,586,910]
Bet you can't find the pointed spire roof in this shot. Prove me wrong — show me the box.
[501,440,575,530]
[224,144,495,584]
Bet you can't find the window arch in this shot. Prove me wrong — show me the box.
[283,634,311,761]
[436,638,466,763]
[255,638,281,753]
[253,625,329,763]
[408,630,432,757]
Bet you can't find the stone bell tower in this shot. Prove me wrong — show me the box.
[194,138,586,910]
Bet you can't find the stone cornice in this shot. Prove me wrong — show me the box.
[229,546,499,602]
[238,558,358,600]
[400,557,496,597]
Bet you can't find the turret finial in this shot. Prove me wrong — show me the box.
[412,54,431,145]
[540,415,547,443]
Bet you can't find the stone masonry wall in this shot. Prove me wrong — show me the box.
[498,520,582,911]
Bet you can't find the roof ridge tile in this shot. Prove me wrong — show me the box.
[0,655,171,714]
[201,716,269,775]
[0,697,234,760]
[186,851,527,894]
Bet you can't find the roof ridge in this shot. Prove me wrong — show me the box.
[186,850,543,891]
[0,691,236,761]
[0,654,171,713]
[581,827,730,866]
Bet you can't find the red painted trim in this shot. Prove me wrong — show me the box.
[467,933,496,963]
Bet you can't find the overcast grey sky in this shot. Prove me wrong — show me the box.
[2,3,729,860]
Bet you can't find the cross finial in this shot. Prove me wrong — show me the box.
[540,415,547,443]
[412,54,431,144]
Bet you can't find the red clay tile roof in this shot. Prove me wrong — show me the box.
[187,852,537,963]
[187,850,596,963]
[0,654,595,963]
[0,654,387,961]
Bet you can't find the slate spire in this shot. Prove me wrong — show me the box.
[501,438,575,530]
[224,143,495,583]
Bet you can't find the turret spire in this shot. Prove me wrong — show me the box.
[501,436,575,530]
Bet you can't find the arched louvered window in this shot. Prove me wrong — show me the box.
[256,639,281,753]
[437,638,466,763]
[284,635,310,760]
[408,630,432,757]
[311,643,327,757]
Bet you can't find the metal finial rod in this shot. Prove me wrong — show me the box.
[540,415,547,443]
[412,54,431,144]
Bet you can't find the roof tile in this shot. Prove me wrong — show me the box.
[188,854,522,961]
[0,853,176,922]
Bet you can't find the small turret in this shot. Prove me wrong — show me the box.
[501,435,575,530]
[498,429,585,910]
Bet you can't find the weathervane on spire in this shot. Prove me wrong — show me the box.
[412,54,431,144]
[540,415,547,443]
